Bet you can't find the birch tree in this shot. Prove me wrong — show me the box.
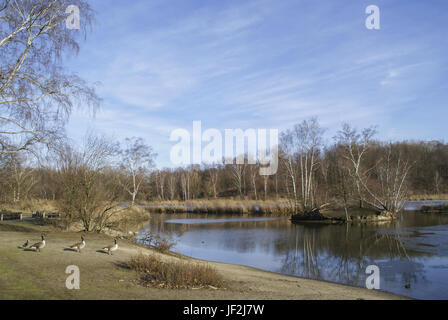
[4,152,35,201]
[204,163,220,198]
[372,144,412,214]
[336,124,411,214]
[228,160,245,199]
[335,123,377,208]
[155,170,166,200]
[248,163,258,200]
[280,118,324,214]
[119,137,156,206]
[262,174,269,200]
[167,170,176,200]
[0,0,99,155]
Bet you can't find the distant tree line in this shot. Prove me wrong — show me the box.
[1,1,447,228]
[0,119,447,217]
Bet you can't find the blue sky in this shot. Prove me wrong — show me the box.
[66,0,448,168]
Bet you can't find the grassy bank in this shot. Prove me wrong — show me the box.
[0,200,150,235]
[0,199,58,216]
[0,219,406,300]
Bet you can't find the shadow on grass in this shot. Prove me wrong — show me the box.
[96,249,113,255]
[114,261,131,269]
[63,248,81,253]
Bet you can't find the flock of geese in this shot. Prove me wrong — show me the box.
[18,234,119,255]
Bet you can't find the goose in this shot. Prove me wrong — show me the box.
[69,235,86,253]
[102,238,118,255]
[18,240,29,249]
[29,234,46,252]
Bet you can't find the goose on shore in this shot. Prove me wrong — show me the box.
[69,235,86,253]
[18,240,29,249]
[102,238,118,255]
[29,234,46,252]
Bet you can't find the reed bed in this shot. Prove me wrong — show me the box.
[408,194,448,200]
[141,199,290,216]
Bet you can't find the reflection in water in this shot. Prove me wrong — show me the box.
[280,224,421,290]
[139,212,448,299]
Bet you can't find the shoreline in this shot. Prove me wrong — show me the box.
[170,248,411,300]
[0,221,408,300]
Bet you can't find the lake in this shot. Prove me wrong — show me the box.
[139,208,448,300]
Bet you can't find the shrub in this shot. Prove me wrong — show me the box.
[140,232,176,253]
[128,254,224,289]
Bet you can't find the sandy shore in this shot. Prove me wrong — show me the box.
[0,222,408,300]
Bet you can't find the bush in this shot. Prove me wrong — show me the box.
[140,232,176,253]
[127,254,224,289]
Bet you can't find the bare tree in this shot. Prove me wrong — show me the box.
[280,118,324,214]
[295,118,324,211]
[262,174,269,200]
[167,169,177,200]
[248,163,258,200]
[372,144,412,214]
[434,171,441,195]
[55,133,120,232]
[0,0,99,155]
[155,170,166,200]
[336,124,411,215]
[180,169,190,201]
[188,165,200,200]
[204,163,220,198]
[4,152,35,201]
[209,166,219,199]
[335,123,377,208]
[328,146,354,221]
[228,160,245,199]
[119,137,156,206]
[279,137,299,214]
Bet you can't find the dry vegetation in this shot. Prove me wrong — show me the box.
[107,205,150,232]
[144,199,290,215]
[139,232,177,253]
[0,199,58,216]
[127,254,225,289]
[408,194,448,200]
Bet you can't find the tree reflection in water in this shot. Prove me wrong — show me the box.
[280,222,427,290]
[140,211,448,298]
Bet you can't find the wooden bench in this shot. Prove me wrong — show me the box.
[46,212,60,219]
[32,211,60,219]
[0,212,23,221]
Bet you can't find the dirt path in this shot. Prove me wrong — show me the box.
[0,222,407,300]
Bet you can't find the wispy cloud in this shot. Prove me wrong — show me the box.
[68,0,448,167]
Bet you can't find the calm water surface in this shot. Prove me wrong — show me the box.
[139,210,448,300]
